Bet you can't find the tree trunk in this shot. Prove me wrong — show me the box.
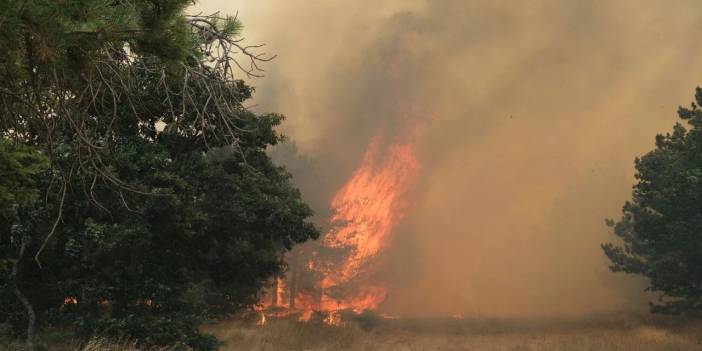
[271,277,278,306]
[289,250,298,310]
[12,239,35,349]
[14,286,36,349]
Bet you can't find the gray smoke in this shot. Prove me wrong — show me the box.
[196,0,702,318]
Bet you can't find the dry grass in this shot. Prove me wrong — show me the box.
[3,315,700,350]
[0,337,177,351]
[78,338,178,351]
[205,314,702,351]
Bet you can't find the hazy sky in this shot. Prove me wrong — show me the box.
[196,0,702,318]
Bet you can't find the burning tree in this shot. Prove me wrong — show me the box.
[258,123,424,325]
[256,20,431,325]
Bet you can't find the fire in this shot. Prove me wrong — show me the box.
[257,311,267,326]
[379,313,400,320]
[322,310,345,327]
[294,292,317,311]
[255,126,425,323]
[320,129,420,311]
[321,139,418,293]
[298,309,314,322]
[255,133,420,324]
[320,284,389,313]
[276,278,288,308]
[254,27,428,324]
[62,296,78,307]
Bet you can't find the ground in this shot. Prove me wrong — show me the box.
[205,313,702,351]
[3,313,701,350]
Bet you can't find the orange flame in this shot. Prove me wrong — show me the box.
[298,309,314,322]
[311,28,424,314]
[316,131,419,312]
[256,122,425,319]
[257,311,267,326]
[323,310,345,327]
[276,278,288,308]
[256,27,428,321]
[62,296,78,307]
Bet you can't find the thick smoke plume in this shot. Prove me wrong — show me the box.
[197,0,702,318]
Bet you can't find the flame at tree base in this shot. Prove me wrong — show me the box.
[255,128,422,326]
[253,24,429,326]
[323,311,345,327]
[253,110,430,325]
[254,307,400,328]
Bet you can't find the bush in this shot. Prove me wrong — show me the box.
[77,314,219,351]
[349,310,382,331]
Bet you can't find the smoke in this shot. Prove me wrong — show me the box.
[196,0,702,318]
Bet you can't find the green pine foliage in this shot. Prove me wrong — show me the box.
[604,87,702,314]
[0,141,48,218]
[0,1,318,349]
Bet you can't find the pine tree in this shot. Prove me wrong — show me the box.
[604,87,702,314]
[0,2,316,349]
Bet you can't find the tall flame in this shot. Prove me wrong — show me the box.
[319,135,419,311]
[255,115,430,323]
[257,27,425,323]
[257,126,422,320]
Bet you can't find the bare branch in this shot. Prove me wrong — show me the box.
[34,176,68,269]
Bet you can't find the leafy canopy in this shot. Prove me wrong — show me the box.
[0,1,316,349]
[0,141,48,218]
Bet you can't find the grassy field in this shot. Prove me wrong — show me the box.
[205,314,702,351]
[0,338,176,351]
[3,314,701,350]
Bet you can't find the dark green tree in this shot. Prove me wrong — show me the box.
[0,141,48,217]
[604,87,702,314]
[0,140,47,349]
[0,1,316,349]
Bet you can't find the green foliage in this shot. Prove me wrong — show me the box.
[0,141,48,219]
[1,111,317,349]
[0,0,194,74]
[0,1,317,349]
[0,139,46,287]
[604,87,702,314]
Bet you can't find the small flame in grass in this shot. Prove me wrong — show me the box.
[257,311,267,326]
[323,311,345,327]
[379,313,400,320]
[62,296,78,307]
